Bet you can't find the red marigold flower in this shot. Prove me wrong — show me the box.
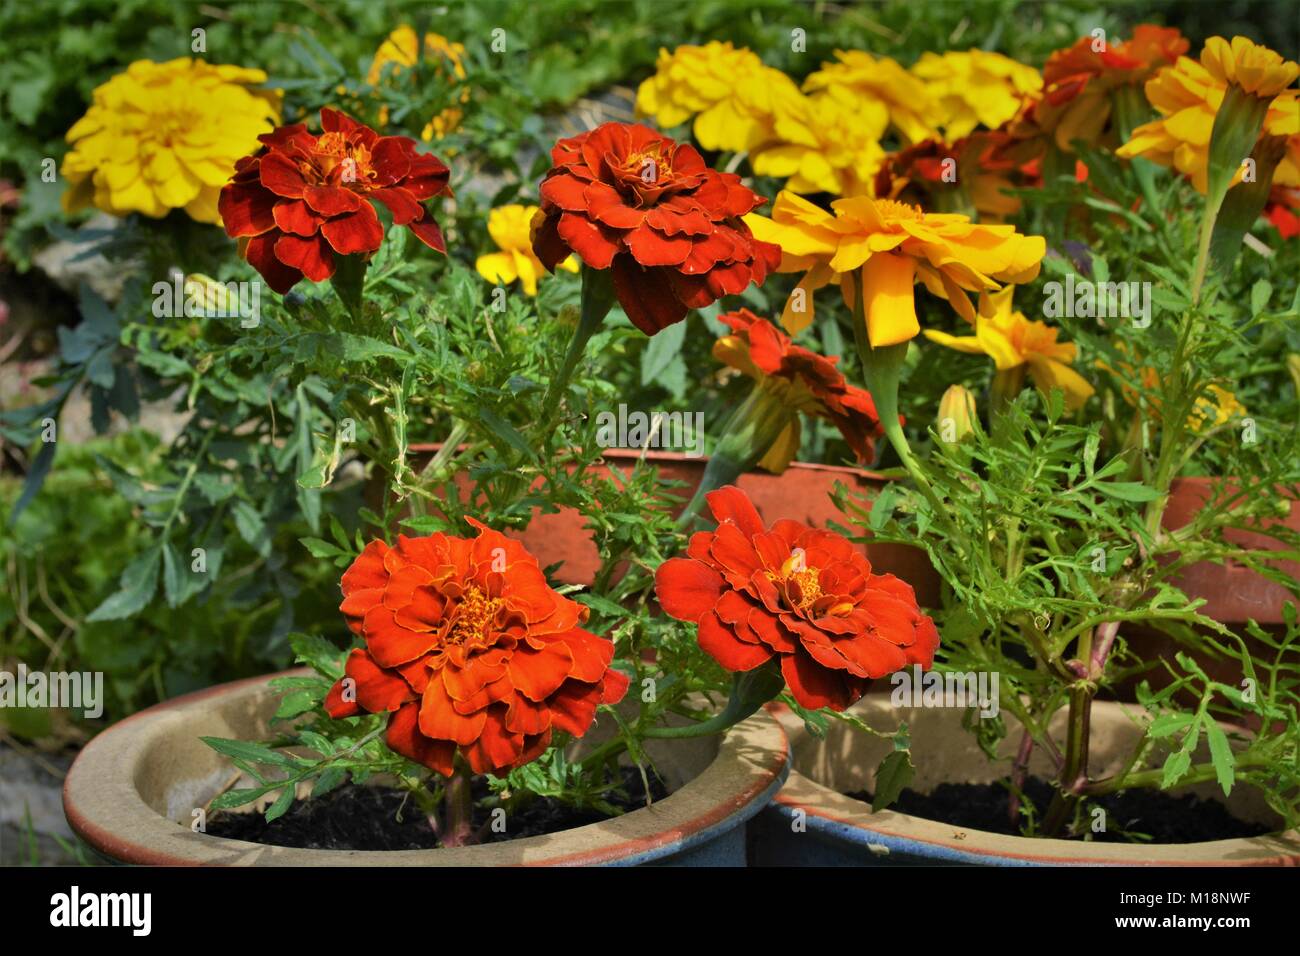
[218,107,450,294]
[873,129,1029,219]
[655,486,939,711]
[1266,186,1300,239]
[531,121,781,335]
[713,308,885,470]
[324,522,629,776]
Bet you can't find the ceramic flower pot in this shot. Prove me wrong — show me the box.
[748,695,1300,866]
[410,445,941,605]
[63,671,790,866]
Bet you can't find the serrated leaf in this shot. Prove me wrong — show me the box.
[872,749,914,812]
[311,766,347,799]
[1203,720,1235,797]
[1146,712,1195,738]
[86,547,160,621]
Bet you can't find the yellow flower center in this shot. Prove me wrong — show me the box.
[449,585,502,646]
[874,198,924,221]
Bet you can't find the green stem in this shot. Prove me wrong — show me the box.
[675,383,793,530]
[849,273,950,526]
[642,665,784,739]
[539,265,615,429]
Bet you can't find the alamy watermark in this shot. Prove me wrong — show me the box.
[594,404,705,457]
[0,663,103,719]
[889,665,1000,718]
[152,272,261,328]
[1043,275,1151,328]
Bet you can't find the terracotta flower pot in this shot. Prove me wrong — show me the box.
[748,695,1300,866]
[63,671,790,866]
[1115,478,1300,700]
[1161,477,1300,625]
[412,446,940,605]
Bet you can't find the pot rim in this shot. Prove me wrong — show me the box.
[64,670,789,866]
[767,701,1300,867]
[406,443,895,484]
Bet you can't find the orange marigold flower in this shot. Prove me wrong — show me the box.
[325,524,629,776]
[1035,26,1187,152]
[713,308,884,471]
[655,486,939,711]
[219,108,450,293]
[874,129,1029,219]
[531,121,781,335]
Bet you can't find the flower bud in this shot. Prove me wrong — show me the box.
[937,384,977,444]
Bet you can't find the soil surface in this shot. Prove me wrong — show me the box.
[848,777,1271,844]
[207,766,668,851]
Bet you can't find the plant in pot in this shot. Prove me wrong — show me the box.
[63,114,947,865]
[744,32,1300,865]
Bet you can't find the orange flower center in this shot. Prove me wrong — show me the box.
[622,146,673,187]
[767,552,825,612]
[307,133,376,187]
[449,585,502,647]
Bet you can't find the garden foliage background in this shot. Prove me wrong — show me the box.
[0,0,1297,741]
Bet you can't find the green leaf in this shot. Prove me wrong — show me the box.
[274,690,317,720]
[1146,712,1196,738]
[8,439,57,523]
[1160,749,1193,789]
[640,320,686,386]
[575,592,628,620]
[477,407,535,462]
[209,788,268,811]
[161,541,184,608]
[200,736,299,770]
[1096,481,1162,502]
[299,536,346,559]
[264,786,296,823]
[289,632,347,679]
[86,547,161,621]
[311,766,347,799]
[1250,279,1272,316]
[1203,720,1235,797]
[232,500,266,548]
[872,749,914,812]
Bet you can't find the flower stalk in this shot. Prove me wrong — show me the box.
[539,264,616,428]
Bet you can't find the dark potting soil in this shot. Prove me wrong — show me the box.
[848,777,1271,844]
[206,765,668,851]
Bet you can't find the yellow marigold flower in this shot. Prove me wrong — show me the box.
[751,86,888,196]
[745,191,1045,345]
[635,42,800,153]
[910,50,1042,141]
[937,384,977,443]
[475,205,576,295]
[1201,35,1300,98]
[368,26,468,140]
[1192,384,1246,429]
[1099,350,1244,431]
[803,50,939,145]
[924,287,1094,410]
[61,58,279,224]
[1118,37,1300,193]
